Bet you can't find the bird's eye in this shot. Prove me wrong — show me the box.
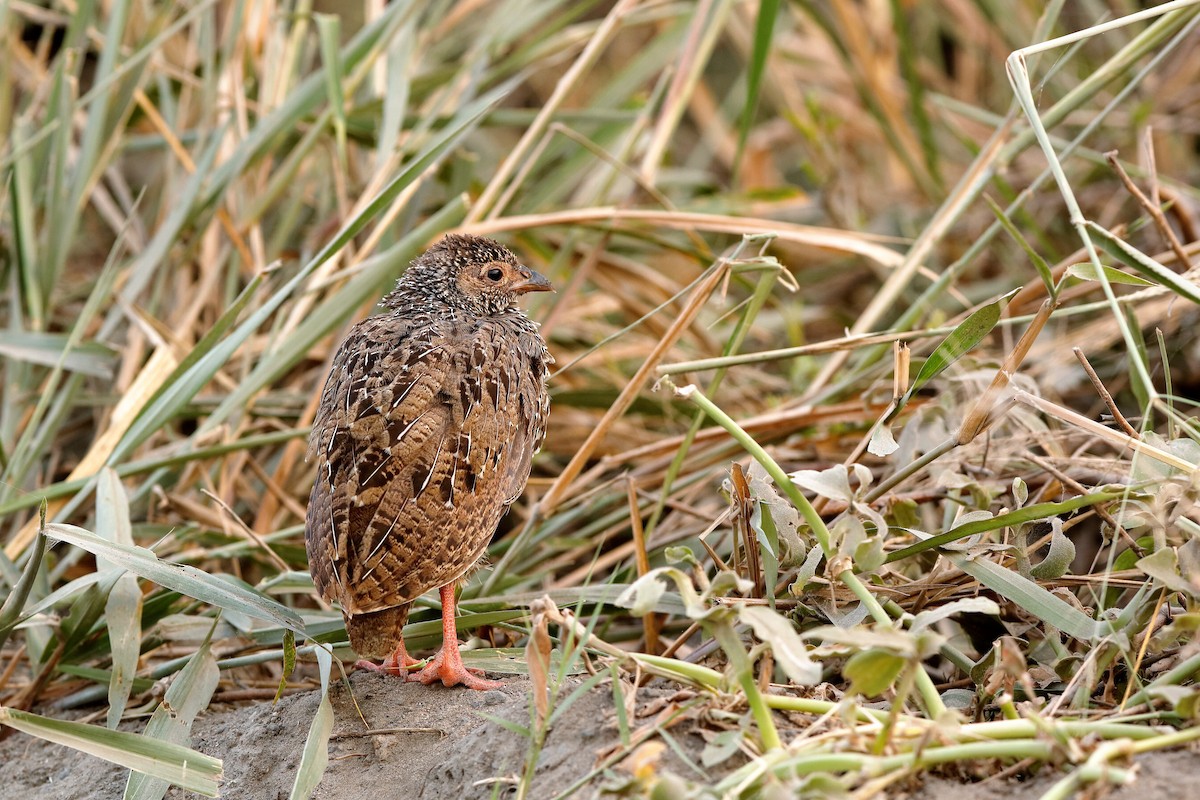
[486,268,504,282]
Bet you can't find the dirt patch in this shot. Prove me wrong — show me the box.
[2,675,1199,798]
[0,674,700,799]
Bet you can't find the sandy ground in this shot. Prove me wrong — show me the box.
[2,674,1199,799]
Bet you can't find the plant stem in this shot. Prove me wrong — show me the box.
[673,382,947,718]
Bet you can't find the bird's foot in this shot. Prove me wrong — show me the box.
[415,644,502,690]
[355,651,424,679]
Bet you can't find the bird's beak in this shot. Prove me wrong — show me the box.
[511,269,554,294]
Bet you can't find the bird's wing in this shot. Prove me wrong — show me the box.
[305,315,456,610]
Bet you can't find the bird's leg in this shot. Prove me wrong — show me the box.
[355,637,423,679]
[415,585,502,690]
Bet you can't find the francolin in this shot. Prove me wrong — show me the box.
[306,234,552,689]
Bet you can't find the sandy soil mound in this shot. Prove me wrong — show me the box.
[2,674,1198,799]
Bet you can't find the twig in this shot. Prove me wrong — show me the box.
[1072,348,1140,438]
[201,489,292,573]
[1105,149,1193,272]
[627,477,661,654]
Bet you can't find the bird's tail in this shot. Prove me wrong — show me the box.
[345,605,410,659]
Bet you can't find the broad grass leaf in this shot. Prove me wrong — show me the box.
[105,574,142,729]
[885,490,1123,563]
[1064,263,1154,287]
[943,550,1107,640]
[904,289,1017,400]
[844,649,906,697]
[0,332,114,377]
[910,598,1000,633]
[98,468,140,729]
[124,640,220,800]
[1087,221,1200,305]
[289,646,333,800]
[46,524,305,634]
[740,605,820,685]
[1028,519,1076,580]
[0,706,221,796]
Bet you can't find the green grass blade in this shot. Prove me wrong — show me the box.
[903,288,1017,402]
[97,469,141,729]
[124,639,220,800]
[0,706,222,796]
[734,0,780,173]
[885,490,1124,562]
[1086,221,1200,304]
[943,551,1108,641]
[288,645,334,800]
[45,524,305,634]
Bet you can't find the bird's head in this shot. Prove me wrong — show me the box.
[387,234,553,315]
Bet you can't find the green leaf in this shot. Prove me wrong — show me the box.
[46,524,305,634]
[985,194,1055,297]
[0,521,47,651]
[0,332,114,377]
[740,605,820,685]
[274,628,297,704]
[105,574,143,729]
[734,0,780,172]
[124,640,220,800]
[97,468,141,729]
[942,549,1107,641]
[1087,221,1200,305]
[1138,548,1197,598]
[0,706,221,796]
[844,649,906,697]
[1028,520,1076,580]
[289,646,334,800]
[316,14,347,163]
[885,490,1123,563]
[904,289,1018,400]
[1064,263,1155,287]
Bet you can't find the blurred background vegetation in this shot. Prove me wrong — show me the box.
[2,0,1200,797]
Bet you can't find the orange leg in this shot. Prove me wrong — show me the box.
[414,585,502,690]
[355,638,422,679]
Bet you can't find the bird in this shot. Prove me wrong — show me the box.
[305,234,553,690]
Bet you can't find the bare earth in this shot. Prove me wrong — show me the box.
[2,674,1199,799]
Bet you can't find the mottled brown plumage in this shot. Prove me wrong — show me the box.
[306,234,552,689]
